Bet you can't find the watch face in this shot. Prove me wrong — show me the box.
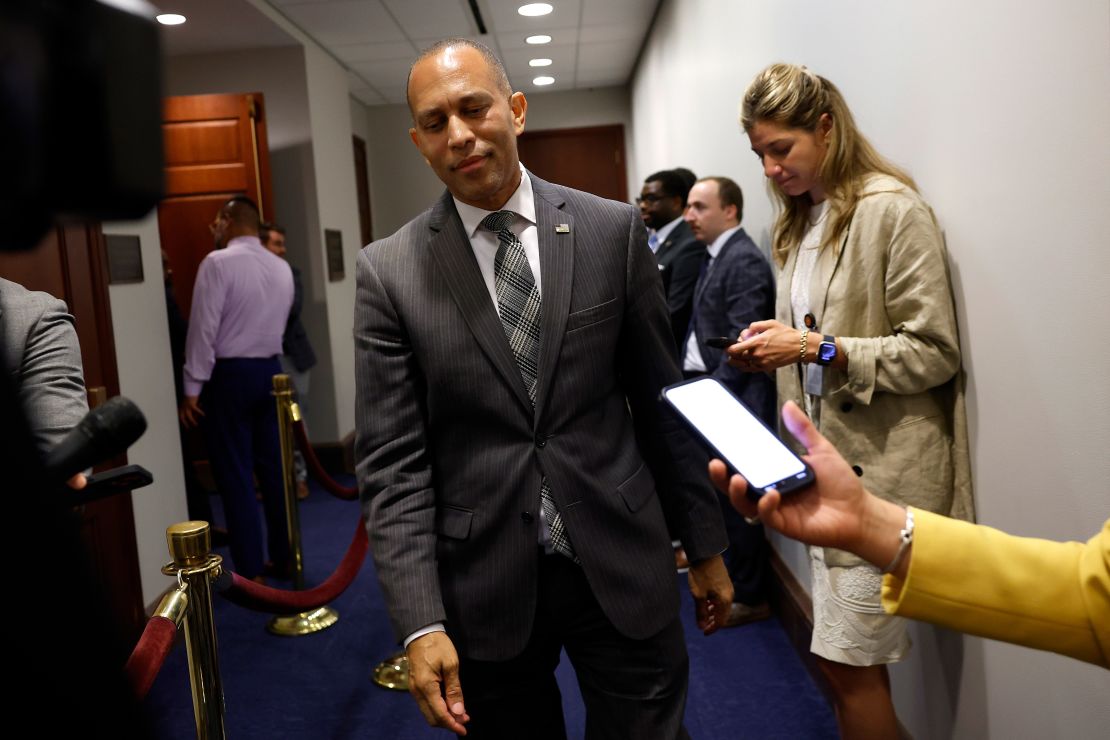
[818,341,837,364]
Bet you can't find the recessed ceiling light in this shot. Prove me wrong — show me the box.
[533,76,555,86]
[529,58,552,67]
[526,35,552,45]
[156,13,186,25]
[518,3,554,17]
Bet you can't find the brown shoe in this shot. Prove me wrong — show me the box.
[674,546,690,573]
[296,480,309,500]
[724,601,771,627]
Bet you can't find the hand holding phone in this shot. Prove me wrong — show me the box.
[704,336,737,349]
[662,377,814,498]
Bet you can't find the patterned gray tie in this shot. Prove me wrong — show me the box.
[481,210,577,561]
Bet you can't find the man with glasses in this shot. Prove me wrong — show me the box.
[639,169,705,353]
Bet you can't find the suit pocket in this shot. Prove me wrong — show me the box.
[565,297,618,333]
[435,505,473,540]
[617,463,656,513]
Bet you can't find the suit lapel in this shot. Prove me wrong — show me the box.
[426,191,534,414]
[693,230,737,306]
[530,176,573,424]
[808,222,849,332]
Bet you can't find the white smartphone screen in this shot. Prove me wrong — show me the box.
[664,378,807,490]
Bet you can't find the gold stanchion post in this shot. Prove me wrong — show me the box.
[372,650,410,691]
[163,521,226,740]
[267,374,339,636]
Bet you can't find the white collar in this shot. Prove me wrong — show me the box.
[654,216,685,245]
[707,224,742,259]
[454,164,537,238]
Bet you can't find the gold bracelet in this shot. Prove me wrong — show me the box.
[799,329,809,364]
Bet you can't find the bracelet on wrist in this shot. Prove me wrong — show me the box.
[799,329,809,364]
[880,507,915,575]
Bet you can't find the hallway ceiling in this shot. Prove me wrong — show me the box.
[154,0,659,106]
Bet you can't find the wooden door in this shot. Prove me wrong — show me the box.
[0,224,145,644]
[158,93,273,317]
[517,124,628,203]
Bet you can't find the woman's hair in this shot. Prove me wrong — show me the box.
[740,63,916,265]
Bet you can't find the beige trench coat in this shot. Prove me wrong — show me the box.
[776,175,975,522]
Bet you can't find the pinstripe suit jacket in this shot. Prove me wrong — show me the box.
[354,174,727,660]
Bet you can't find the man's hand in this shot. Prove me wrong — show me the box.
[178,395,204,429]
[406,631,469,735]
[686,554,733,635]
[709,400,870,552]
[66,473,87,490]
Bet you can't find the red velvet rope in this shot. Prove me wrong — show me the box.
[216,516,368,614]
[124,615,177,699]
[292,419,358,500]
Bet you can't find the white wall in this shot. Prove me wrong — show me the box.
[632,1,1110,737]
[103,213,187,605]
[303,43,362,437]
[358,102,443,240]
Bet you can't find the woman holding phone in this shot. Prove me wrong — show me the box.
[730,63,974,739]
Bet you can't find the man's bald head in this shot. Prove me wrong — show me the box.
[406,38,511,116]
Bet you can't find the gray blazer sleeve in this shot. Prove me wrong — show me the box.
[0,280,89,455]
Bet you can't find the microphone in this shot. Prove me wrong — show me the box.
[43,396,147,483]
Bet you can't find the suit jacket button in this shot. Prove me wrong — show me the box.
[535,437,546,448]
[852,465,863,477]
[521,511,534,524]
[840,402,853,413]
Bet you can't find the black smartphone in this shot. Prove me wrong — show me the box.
[704,336,736,349]
[662,377,814,497]
[77,464,153,504]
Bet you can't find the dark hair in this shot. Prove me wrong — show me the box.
[698,176,744,223]
[645,169,691,204]
[407,38,511,113]
[259,221,285,242]
[222,196,261,231]
[672,167,697,194]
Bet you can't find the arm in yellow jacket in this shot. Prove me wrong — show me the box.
[711,401,1109,670]
[881,510,1109,668]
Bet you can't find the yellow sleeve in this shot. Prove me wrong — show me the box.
[882,510,1110,669]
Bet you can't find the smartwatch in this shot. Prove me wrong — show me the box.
[816,335,838,366]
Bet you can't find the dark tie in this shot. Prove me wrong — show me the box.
[481,210,577,561]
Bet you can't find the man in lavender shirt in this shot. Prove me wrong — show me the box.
[179,196,294,582]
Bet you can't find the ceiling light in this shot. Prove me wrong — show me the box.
[518,3,554,17]
[156,13,186,25]
[529,58,552,67]
[526,35,552,45]
[533,76,555,86]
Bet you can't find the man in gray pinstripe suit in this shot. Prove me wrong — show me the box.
[355,39,732,739]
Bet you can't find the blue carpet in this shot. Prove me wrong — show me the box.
[145,476,836,738]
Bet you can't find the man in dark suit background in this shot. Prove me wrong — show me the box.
[355,39,732,738]
[261,221,316,500]
[682,176,777,627]
[639,169,705,353]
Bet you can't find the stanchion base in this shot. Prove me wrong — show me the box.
[266,607,339,636]
[372,652,409,691]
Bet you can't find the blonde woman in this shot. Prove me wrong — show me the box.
[730,63,974,739]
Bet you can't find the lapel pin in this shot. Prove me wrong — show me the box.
[555,224,570,233]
